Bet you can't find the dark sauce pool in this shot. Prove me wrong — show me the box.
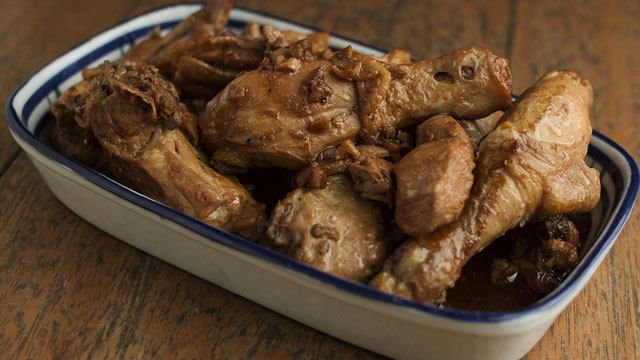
[444,214,591,311]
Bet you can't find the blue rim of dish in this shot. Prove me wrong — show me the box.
[5,3,639,323]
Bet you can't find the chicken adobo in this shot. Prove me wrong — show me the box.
[50,0,600,310]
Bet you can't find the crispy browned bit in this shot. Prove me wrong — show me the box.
[492,215,582,294]
[348,157,395,207]
[458,110,504,149]
[292,140,391,189]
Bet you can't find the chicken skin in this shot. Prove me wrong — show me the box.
[199,46,512,170]
[85,62,267,240]
[370,70,600,303]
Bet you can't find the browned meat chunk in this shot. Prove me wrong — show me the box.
[199,46,512,170]
[331,46,512,143]
[50,0,234,172]
[394,115,475,238]
[370,70,600,303]
[266,174,386,282]
[85,62,267,240]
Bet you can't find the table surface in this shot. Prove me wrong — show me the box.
[2,0,639,358]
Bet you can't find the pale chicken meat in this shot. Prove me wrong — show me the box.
[394,115,475,238]
[458,110,504,149]
[198,46,512,170]
[370,70,601,303]
[47,1,601,307]
[85,62,267,240]
[266,174,386,282]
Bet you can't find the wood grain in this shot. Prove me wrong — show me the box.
[1,0,638,359]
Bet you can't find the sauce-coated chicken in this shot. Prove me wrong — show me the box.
[86,62,267,240]
[199,46,512,171]
[394,115,475,238]
[370,70,600,303]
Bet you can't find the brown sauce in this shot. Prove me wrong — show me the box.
[444,214,591,311]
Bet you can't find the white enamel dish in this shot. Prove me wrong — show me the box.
[5,3,639,359]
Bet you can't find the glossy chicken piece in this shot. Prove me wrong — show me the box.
[395,115,475,238]
[129,0,233,75]
[266,174,386,282]
[86,63,266,240]
[201,59,360,170]
[370,70,601,303]
[173,22,332,99]
[331,46,512,142]
[199,46,511,170]
[171,23,268,99]
[293,140,391,188]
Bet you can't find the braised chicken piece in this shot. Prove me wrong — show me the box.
[266,174,386,282]
[172,21,332,99]
[331,46,512,143]
[85,62,267,240]
[370,70,601,303]
[199,46,512,171]
[50,0,233,169]
[458,110,504,149]
[394,115,475,238]
[126,0,233,76]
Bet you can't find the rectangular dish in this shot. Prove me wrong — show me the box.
[5,3,639,359]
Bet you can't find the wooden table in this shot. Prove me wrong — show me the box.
[1,0,638,358]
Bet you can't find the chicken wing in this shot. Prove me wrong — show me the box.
[370,70,600,303]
